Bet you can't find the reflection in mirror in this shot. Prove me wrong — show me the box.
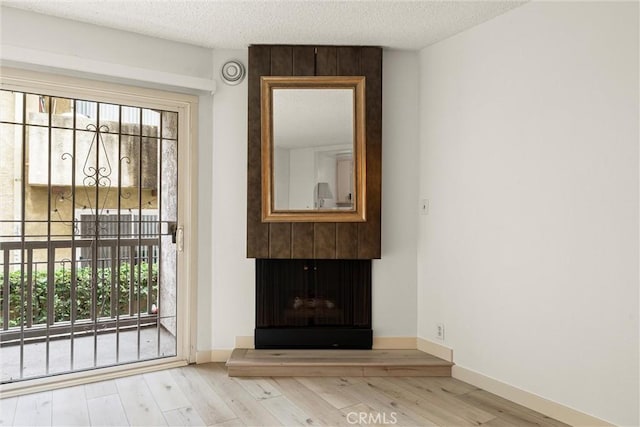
[272,88,353,210]
[261,76,366,222]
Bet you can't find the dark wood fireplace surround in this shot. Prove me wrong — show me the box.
[247,45,382,349]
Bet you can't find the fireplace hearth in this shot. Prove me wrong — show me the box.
[255,259,372,349]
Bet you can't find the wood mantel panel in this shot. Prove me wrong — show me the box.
[269,223,291,259]
[247,46,271,258]
[270,45,293,76]
[293,46,315,76]
[358,47,382,259]
[335,47,362,259]
[247,45,382,259]
[313,223,336,259]
[291,223,314,258]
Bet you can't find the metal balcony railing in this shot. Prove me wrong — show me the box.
[0,238,159,346]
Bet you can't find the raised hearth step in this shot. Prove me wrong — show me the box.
[226,349,453,377]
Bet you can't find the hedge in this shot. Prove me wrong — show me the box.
[0,262,158,328]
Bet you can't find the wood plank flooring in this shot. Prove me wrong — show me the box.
[0,363,568,426]
[226,349,453,377]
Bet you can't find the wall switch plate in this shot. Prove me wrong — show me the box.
[420,199,429,215]
[436,323,445,340]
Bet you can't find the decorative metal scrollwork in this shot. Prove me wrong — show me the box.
[83,124,112,188]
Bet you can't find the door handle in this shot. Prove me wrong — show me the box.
[169,222,177,243]
[176,226,184,252]
[168,223,184,252]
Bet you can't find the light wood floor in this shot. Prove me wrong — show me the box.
[0,363,568,426]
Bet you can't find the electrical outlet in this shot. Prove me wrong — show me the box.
[420,199,429,215]
[436,323,445,340]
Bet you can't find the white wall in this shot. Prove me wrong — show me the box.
[417,2,638,425]
[1,7,213,81]
[375,50,419,337]
[208,49,254,350]
[289,147,316,209]
[273,147,290,209]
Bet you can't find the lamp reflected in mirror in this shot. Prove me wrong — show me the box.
[315,182,333,208]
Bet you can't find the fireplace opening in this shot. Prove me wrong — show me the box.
[255,259,372,349]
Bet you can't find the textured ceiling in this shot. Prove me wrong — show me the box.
[1,0,527,50]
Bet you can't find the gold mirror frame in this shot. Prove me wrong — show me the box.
[261,76,366,222]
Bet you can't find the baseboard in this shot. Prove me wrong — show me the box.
[372,336,417,349]
[195,349,233,363]
[235,335,254,349]
[195,336,255,363]
[452,365,613,427]
[416,337,453,362]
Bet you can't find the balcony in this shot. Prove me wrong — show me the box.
[0,238,176,383]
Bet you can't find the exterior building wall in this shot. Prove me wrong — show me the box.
[0,91,17,247]
[1,91,159,266]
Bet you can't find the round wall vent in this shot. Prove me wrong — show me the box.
[221,60,246,85]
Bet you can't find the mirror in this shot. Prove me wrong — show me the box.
[261,76,366,222]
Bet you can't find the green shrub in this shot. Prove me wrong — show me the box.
[0,262,158,328]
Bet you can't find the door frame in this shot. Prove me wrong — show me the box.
[0,67,199,396]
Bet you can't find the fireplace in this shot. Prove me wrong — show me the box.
[255,259,372,349]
